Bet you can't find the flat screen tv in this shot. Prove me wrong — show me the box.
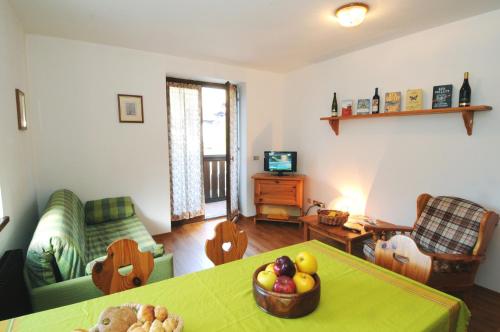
[264,151,297,175]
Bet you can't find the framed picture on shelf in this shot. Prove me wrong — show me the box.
[357,99,371,115]
[432,85,453,109]
[118,94,144,123]
[405,89,423,111]
[341,100,353,116]
[15,89,27,130]
[384,92,401,112]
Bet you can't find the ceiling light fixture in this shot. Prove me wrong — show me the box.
[335,2,369,27]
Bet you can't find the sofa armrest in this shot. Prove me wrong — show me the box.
[148,253,174,283]
[28,253,173,312]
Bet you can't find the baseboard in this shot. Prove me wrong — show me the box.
[238,214,255,222]
[171,215,205,227]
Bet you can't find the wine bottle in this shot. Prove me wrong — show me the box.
[331,92,338,117]
[459,72,471,107]
[372,88,380,114]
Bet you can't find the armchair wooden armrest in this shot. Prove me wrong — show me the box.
[422,251,484,263]
[364,224,413,233]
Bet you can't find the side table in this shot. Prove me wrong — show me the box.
[299,215,394,254]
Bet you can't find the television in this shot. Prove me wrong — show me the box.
[264,151,297,175]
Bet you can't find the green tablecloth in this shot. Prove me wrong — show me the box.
[1,240,469,332]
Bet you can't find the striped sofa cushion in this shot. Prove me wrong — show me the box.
[85,196,135,224]
[85,215,164,274]
[411,196,485,254]
[26,189,86,287]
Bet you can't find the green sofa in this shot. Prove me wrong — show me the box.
[24,189,173,312]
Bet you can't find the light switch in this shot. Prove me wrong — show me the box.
[253,155,260,161]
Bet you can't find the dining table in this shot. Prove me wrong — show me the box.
[0,240,469,332]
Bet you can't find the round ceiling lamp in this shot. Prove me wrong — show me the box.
[335,2,369,27]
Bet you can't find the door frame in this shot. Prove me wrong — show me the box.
[166,77,232,221]
[225,82,232,221]
[166,77,226,89]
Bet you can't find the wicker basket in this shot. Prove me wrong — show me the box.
[317,209,349,226]
[77,304,184,332]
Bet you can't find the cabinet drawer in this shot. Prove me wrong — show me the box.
[255,180,298,206]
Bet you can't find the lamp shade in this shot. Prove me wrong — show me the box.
[335,3,369,27]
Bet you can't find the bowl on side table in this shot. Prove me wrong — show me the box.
[252,263,321,318]
[318,209,349,226]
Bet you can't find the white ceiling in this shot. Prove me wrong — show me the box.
[10,0,500,72]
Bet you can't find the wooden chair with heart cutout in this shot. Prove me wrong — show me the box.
[92,239,154,294]
[205,220,248,266]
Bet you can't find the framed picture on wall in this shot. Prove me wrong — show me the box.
[15,89,27,130]
[118,94,144,123]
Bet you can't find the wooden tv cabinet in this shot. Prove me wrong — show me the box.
[252,173,305,224]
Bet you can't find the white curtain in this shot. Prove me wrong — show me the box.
[228,84,239,219]
[167,82,204,221]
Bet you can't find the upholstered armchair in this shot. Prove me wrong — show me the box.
[363,194,498,292]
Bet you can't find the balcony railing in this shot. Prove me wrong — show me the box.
[203,155,227,203]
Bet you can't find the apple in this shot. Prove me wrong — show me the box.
[293,272,315,293]
[265,263,275,274]
[273,276,296,294]
[295,252,318,275]
[257,270,277,291]
[273,256,296,277]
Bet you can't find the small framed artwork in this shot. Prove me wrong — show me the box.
[357,99,371,115]
[432,85,453,109]
[406,89,423,111]
[16,89,27,130]
[118,94,144,123]
[341,99,353,117]
[384,91,402,112]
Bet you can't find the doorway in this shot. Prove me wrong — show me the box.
[166,78,239,224]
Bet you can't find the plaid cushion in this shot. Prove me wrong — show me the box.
[26,189,86,287]
[85,215,164,273]
[85,196,135,224]
[411,196,485,255]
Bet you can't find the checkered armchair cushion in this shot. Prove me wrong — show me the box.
[411,196,485,255]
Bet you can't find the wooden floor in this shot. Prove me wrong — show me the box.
[154,217,500,332]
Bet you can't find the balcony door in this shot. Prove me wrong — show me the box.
[167,78,239,223]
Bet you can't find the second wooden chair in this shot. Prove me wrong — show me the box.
[92,239,154,294]
[205,220,248,265]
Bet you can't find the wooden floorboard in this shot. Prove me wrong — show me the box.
[154,217,500,332]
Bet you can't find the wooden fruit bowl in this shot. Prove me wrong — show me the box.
[252,263,321,318]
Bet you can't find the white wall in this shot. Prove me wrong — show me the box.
[26,35,284,234]
[19,4,500,292]
[283,10,500,292]
[0,0,38,256]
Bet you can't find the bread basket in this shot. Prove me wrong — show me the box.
[317,209,349,226]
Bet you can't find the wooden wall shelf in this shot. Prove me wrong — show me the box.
[320,105,492,136]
